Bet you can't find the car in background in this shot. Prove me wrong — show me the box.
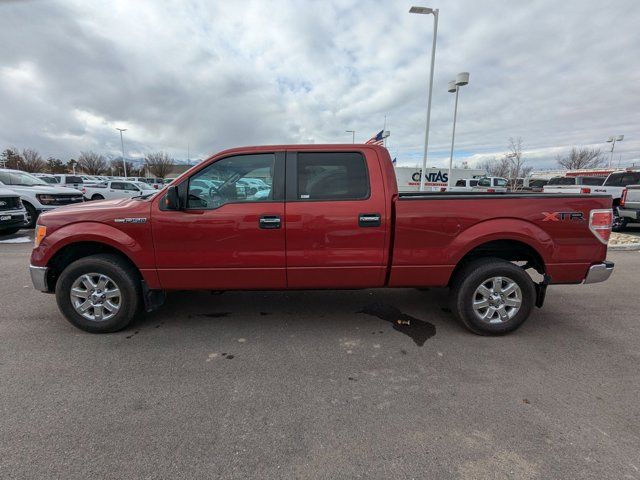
[83,180,157,201]
[524,177,549,192]
[449,178,480,192]
[128,177,165,189]
[587,170,640,231]
[80,175,102,185]
[619,186,640,225]
[0,187,27,235]
[542,175,606,194]
[472,176,508,192]
[33,173,60,185]
[53,174,84,190]
[0,169,83,227]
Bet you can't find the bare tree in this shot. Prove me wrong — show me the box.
[46,157,66,174]
[110,157,135,177]
[78,151,108,175]
[21,148,46,172]
[1,148,23,169]
[503,137,531,190]
[477,157,510,178]
[145,151,175,179]
[556,147,605,170]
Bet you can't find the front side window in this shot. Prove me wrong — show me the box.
[111,182,125,190]
[495,178,508,187]
[620,173,640,186]
[296,152,369,200]
[187,154,274,209]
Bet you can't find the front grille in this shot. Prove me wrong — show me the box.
[53,195,84,205]
[0,196,22,210]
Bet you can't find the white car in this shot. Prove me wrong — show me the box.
[0,186,27,235]
[472,177,509,192]
[84,180,157,201]
[542,175,605,194]
[448,178,480,192]
[0,169,84,227]
[33,173,60,185]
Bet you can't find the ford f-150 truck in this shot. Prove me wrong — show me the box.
[29,145,614,335]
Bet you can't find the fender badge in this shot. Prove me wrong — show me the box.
[114,217,147,224]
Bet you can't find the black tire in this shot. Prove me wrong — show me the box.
[23,202,38,229]
[449,258,536,335]
[55,254,142,333]
[612,209,628,232]
[0,227,20,235]
[91,194,105,201]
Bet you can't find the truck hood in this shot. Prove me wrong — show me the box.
[38,197,152,229]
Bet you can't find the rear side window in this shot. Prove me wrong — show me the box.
[111,182,125,190]
[455,180,466,187]
[621,173,640,186]
[296,152,369,200]
[581,177,605,186]
[66,176,83,184]
[478,178,490,187]
[469,180,478,187]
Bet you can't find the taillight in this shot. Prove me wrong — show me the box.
[440,187,447,192]
[620,188,628,207]
[589,209,613,244]
[82,187,86,194]
[581,187,591,194]
[487,188,495,193]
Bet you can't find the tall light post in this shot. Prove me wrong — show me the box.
[409,5,439,192]
[345,130,356,144]
[446,72,470,188]
[606,135,624,167]
[116,127,128,178]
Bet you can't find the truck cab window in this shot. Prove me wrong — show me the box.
[187,154,274,209]
[296,152,369,200]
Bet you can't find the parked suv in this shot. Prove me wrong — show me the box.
[0,169,84,227]
[0,187,27,235]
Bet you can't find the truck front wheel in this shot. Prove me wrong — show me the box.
[55,254,142,333]
[450,258,535,335]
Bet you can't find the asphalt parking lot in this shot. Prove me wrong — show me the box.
[1,232,639,479]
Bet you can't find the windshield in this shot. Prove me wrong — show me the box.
[0,171,48,186]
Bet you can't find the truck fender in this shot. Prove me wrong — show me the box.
[33,222,152,270]
[448,218,556,267]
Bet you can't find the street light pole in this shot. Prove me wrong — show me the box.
[446,72,469,188]
[606,135,624,168]
[345,130,355,144]
[116,128,128,178]
[410,6,439,192]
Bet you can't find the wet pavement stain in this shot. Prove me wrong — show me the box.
[198,312,231,318]
[259,312,272,316]
[357,303,436,346]
[126,330,140,339]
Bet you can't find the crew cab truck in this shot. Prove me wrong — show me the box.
[29,145,614,335]
[589,170,640,231]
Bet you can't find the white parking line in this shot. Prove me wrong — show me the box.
[0,234,32,244]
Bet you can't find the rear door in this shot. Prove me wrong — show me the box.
[284,149,388,288]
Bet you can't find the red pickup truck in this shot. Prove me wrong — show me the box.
[30,145,614,335]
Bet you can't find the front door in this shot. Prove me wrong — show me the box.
[284,150,388,288]
[152,152,286,290]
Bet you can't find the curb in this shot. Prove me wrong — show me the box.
[609,242,640,251]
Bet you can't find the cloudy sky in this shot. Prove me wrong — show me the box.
[1,0,639,169]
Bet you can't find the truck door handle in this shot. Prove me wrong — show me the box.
[359,213,381,227]
[259,215,281,229]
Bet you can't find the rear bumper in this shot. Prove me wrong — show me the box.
[583,261,614,284]
[618,207,640,220]
[29,265,49,292]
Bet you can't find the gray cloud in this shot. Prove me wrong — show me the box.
[0,0,638,169]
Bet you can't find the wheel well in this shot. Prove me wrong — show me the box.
[46,242,140,291]
[449,240,545,286]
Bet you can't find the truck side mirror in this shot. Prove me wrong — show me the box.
[164,185,181,210]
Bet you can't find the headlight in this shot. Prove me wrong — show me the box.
[36,194,56,205]
[35,225,47,247]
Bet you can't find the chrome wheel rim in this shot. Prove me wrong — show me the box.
[472,276,522,324]
[70,273,121,322]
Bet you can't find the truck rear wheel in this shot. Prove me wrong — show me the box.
[450,258,535,335]
[55,254,142,333]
